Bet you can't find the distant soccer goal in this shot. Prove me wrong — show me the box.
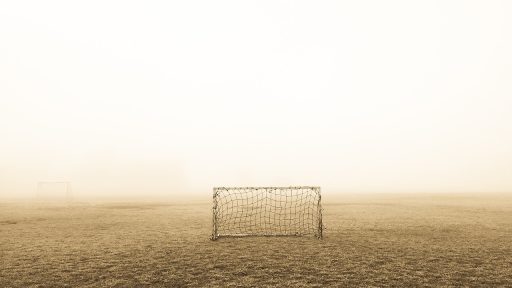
[211,186,322,240]
[36,182,73,202]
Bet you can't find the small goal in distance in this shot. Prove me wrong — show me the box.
[211,186,322,240]
[36,181,73,202]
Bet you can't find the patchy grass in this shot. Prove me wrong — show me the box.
[0,194,511,287]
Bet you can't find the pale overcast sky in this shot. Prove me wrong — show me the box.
[1,1,511,198]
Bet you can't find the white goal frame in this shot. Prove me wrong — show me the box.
[36,181,73,201]
[211,186,322,240]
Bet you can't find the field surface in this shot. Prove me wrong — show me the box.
[1,193,511,287]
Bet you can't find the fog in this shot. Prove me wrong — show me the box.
[1,1,511,199]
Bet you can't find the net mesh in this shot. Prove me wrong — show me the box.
[211,186,322,240]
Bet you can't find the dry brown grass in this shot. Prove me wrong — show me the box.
[1,193,511,287]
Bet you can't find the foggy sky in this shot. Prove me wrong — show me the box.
[1,0,512,198]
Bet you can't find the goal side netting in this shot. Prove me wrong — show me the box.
[211,186,322,240]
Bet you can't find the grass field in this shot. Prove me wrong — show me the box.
[1,193,511,287]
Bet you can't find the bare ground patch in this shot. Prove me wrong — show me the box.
[0,220,18,225]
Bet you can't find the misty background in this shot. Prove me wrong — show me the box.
[1,0,511,199]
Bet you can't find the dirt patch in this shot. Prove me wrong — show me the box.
[0,220,18,225]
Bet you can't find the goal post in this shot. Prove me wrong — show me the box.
[211,186,322,240]
[36,181,73,202]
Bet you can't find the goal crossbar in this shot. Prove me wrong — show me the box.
[211,186,322,240]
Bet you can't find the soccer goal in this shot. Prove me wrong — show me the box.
[211,186,322,240]
[36,181,73,202]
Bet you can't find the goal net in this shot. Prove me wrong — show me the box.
[36,182,73,202]
[211,186,322,240]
